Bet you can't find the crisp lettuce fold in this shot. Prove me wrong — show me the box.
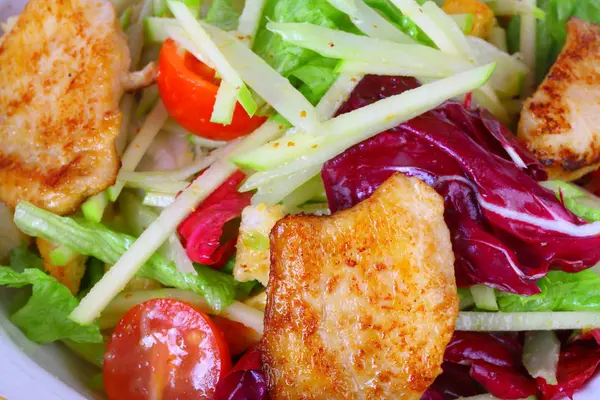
[0,250,103,344]
[13,201,244,313]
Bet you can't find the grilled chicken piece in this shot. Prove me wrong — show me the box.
[263,174,458,400]
[518,18,600,181]
[36,238,87,295]
[0,0,130,214]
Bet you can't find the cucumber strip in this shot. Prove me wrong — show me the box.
[118,143,228,183]
[168,1,257,116]
[181,0,201,18]
[70,121,285,324]
[315,73,362,120]
[282,175,327,209]
[108,101,169,201]
[523,331,560,385]
[135,84,160,118]
[99,288,265,334]
[115,94,135,156]
[238,0,268,42]
[81,192,109,223]
[489,25,508,52]
[470,284,499,311]
[128,0,153,69]
[456,311,600,331]
[142,192,176,207]
[153,0,169,16]
[421,1,474,59]
[251,166,321,205]
[120,7,133,31]
[163,233,197,274]
[449,13,475,34]
[162,118,228,149]
[211,81,238,124]
[240,63,495,190]
[389,0,461,54]
[488,0,545,20]
[144,16,178,43]
[326,0,413,43]
[49,245,78,267]
[519,0,537,97]
[119,180,189,194]
[267,22,472,78]
[338,60,461,78]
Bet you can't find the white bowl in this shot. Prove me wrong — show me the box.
[1,1,600,398]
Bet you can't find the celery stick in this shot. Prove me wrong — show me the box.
[168,1,258,116]
[81,192,108,223]
[470,284,498,311]
[523,331,560,385]
[326,0,413,43]
[456,311,600,331]
[108,101,169,201]
[389,0,461,54]
[70,121,285,324]
[240,63,495,190]
[49,245,78,267]
[267,22,471,78]
[99,288,265,334]
[142,192,176,207]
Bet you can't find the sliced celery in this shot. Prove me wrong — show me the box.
[241,63,495,190]
[523,331,560,385]
[168,1,258,116]
[456,311,600,331]
[326,0,413,43]
[470,284,498,311]
[108,101,169,201]
[267,22,471,78]
[100,288,265,334]
[70,121,284,324]
[81,192,108,223]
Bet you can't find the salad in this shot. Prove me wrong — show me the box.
[1,0,600,398]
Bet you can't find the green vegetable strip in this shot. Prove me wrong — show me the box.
[540,180,600,223]
[282,175,327,209]
[238,0,268,41]
[211,81,239,124]
[115,94,135,156]
[520,0,537,97]
[266,22,472,78]
[315,73,362,120]
[109,101,169,201]
[49,245,78,267]
[251,166,321,205]
[421,1,474,59]
[135,84,160,118]
[241,63,495,190]
[489,0,546,20]
[489,26,508,52]
[81,192,108,223]
[119,7,133,30]
[143,192,176,207]
[120,179,189,194]
[523,331,560,385]
[326,0,413,43]
[470,284,498,311]
[162,118,228,148]
[449,13,475,34]
[128,0,154,69]
[100,288,265,334]
[456,311,600,331]
[69,120,285,324]
[390,0,461,54]
[62,340,106,369]
[168,0,258,116]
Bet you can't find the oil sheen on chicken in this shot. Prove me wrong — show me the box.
[518,18,600,181]
[0,0,130,214]
[263,173,459,400]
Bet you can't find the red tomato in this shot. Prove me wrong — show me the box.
[157,39,266,141]
[104,299,232,400]
[232,345,262,372]
[212,316,261,356]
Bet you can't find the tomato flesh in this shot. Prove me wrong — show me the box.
[157,39,266,141]
[104,298,232,400]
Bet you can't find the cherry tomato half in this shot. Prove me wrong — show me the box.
[157,39,266,141]
[104,298,232,400]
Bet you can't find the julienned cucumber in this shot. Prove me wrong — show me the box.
[238,63,495,181]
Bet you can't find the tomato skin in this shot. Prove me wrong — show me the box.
[158,39,266,141]
[104,299,232,400]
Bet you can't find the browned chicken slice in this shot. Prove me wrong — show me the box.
[263,174,458,400]
[0,0,130,214]
[518,18,600,181]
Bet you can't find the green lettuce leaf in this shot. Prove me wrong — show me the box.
[9,245,43,273]
[497,270,600,312]
[13,201,240,312]
[363,0,433,45]
[206,0,243,30]
[0,266,103,343]
[507,0,600,84]
[541,180,600,222]
[290,58,341,104]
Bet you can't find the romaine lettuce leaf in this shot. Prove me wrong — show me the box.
[9,245,43,273]
[0,265,103,344]
[507,0,600,84]
[497,270,600,312]
[541,180,600,222]
[363,0,433,45]
[13,202,241,312]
